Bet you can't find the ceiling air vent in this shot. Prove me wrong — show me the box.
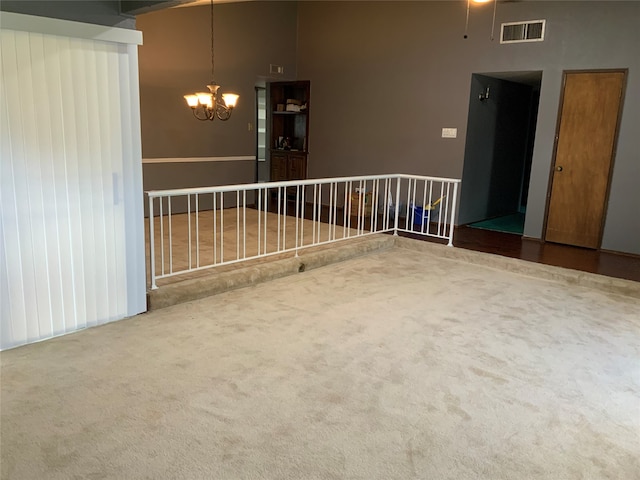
[500,20,546,44]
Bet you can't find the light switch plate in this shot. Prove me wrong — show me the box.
[270,64,284,74]
[442,128,457,138]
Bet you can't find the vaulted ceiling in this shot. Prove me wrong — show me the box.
[120,0,251,16]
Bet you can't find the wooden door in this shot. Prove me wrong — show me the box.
[545,71,626,248]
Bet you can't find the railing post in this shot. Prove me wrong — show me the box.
[448,181,459,247]
[295,185,300,257]
[148,195,157,290]
[393,176,401,235]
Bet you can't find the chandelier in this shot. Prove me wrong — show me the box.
[183,0,238,121]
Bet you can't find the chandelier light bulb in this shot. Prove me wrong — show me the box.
[184,95,199,108]
[222,93,239,109]
[196,92,213,105]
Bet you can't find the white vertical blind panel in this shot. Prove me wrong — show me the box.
[84,44,108,327]
[92,40,120,324]
[1,30,39,343]
[18,30,52,340]
[0,219,11,343]
[58,36,87,331]
[0,34,28,344]
[95,41,122,323]
[72,38,98,329]
[29,32,58,339]
[106,45,129,320]
[120,43,147,317]
[44,35,77,334]
[0,26,144,350]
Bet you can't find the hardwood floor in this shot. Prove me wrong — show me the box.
[449,226,640,283]
[269,201,639,283]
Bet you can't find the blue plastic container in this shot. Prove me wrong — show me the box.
[412,205,430,228]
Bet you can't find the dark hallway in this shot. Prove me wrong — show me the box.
[459,71,542,235]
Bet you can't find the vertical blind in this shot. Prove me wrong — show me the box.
[0,17,146,350]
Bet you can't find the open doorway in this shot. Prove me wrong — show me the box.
[458,71,542,235]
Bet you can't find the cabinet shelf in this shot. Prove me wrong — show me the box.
[271,148,308,154]
[268,80,310,182]
[272,111,308,115]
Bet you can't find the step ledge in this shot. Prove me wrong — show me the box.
[395,236,640,299]
[148,234,395,310]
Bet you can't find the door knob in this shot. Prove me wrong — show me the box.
[556,166,563,172]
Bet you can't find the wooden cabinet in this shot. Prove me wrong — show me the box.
[271,151,307,181]
[289,152,307,180]
[268,81,310,182]
[270,151,289,182]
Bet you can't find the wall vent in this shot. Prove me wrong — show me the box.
[500,20,546,44]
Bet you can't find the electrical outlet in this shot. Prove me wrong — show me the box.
[442,128,457,138]
[248,123,253,131]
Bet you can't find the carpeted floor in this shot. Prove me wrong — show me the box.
[1,242,639,479]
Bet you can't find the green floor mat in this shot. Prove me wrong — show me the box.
[468,213,525,235]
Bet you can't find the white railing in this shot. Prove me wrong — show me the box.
[146,174,460,289]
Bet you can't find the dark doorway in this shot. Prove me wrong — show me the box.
[458,71,542,235]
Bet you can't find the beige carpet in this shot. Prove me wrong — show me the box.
[145,209,373,289]
[2,243,639,479]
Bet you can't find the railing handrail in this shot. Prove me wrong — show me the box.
[146,173,461,198]
[395,173,462,184]
[146,173,461,289]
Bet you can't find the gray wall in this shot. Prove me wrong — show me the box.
[0,1,136,29]
[295,1,640,255]
[143,161,254,191]
[142,160,255,215]
[137,1,299,195]
[137,1,298,160]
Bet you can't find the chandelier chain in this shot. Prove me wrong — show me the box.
[210,0,214,79]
